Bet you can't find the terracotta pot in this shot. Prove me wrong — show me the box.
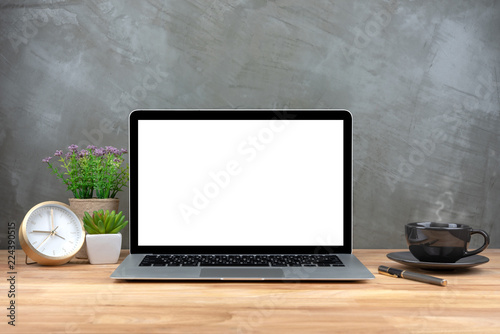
[69,198,120,259]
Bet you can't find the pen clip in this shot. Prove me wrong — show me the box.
[378,270,398,278]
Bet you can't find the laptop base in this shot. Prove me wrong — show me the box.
[111,254,374,280]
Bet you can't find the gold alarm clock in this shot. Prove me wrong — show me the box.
[19,201,85,265]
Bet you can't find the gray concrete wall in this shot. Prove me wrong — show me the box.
[1,0,499,250]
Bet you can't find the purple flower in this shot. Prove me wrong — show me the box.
[65,152,73,159]
[42,157,52,163]
[93,148,106,157]
[68,144,78,152]
[54,150,63,157]
[120,148,128,154]
[87,145,97,150]
[78,149,89,158]
[113,158,121,163]
[104,146,120,156]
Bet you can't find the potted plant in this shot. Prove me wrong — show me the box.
[42,144,129,198]
[83,209,128,264]
[43,144,129,258]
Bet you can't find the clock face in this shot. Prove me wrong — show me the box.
[24,203,84,259]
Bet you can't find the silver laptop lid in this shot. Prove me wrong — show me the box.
[128,109,352,255]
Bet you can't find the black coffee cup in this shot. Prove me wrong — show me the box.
[405,222,490,263]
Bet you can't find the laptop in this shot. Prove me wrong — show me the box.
[111,109,374,280]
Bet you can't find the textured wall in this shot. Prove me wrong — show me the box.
[1,0,499,250]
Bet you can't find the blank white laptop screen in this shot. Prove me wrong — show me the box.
[137,119,344,246]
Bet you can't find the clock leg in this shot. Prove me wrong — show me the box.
[25,254,36,265]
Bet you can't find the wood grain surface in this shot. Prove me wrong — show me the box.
[1,249,499,333]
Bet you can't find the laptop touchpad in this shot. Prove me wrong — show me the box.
[200,268,284,278]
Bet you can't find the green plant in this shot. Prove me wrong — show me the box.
[83,209,129,234]
[42,145,129,199]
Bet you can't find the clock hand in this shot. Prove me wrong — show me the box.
[51,208,54,230]
[36,231,53,250]
[36,226,59,250]
[32,230,52,233]
[54,232,66,240]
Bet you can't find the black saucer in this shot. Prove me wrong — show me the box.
[386,251,489,270]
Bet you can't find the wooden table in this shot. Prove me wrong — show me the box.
[2,249,499,333]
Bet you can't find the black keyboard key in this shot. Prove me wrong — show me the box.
[202,262,269,267]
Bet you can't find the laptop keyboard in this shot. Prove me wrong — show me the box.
[139,254,344,267]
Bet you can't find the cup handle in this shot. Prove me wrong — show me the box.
[464,229,490,257]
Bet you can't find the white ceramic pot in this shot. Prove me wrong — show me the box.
[86,233,122,264]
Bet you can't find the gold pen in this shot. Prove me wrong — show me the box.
[378,265,447,287]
